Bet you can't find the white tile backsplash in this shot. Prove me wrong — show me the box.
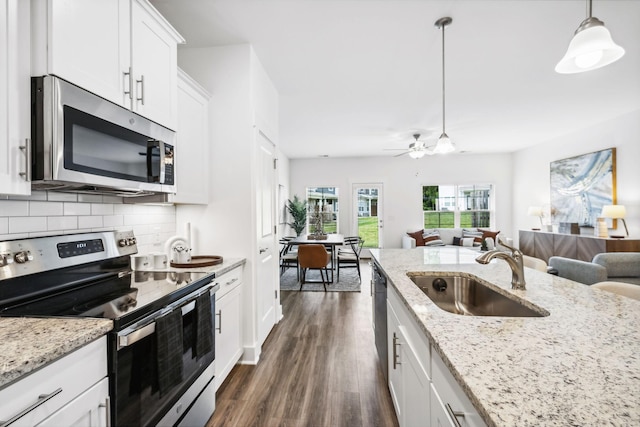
[0,195,176,252]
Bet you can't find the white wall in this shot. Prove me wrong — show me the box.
[289,153,514,248]
[0,192,176,253]
[512,109,640,243]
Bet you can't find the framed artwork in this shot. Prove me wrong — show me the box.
[550,148,616,227]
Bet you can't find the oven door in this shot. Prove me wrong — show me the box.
[113,284,216,427]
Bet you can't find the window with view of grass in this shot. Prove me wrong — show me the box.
[306,187,339,233]
[423,184,492,229]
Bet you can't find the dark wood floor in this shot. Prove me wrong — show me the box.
[207,263,399,427]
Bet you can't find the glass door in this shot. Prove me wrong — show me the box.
[352,184,383,257]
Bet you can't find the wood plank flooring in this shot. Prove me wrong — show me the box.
[207,262,399,427]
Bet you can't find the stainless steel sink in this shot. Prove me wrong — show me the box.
[409,274,549,317]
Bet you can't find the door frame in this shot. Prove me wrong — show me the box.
[352,183,384,258]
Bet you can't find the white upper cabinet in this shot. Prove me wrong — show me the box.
[0,0,31,196]
[31,0,184,129]
[170,69,210,204]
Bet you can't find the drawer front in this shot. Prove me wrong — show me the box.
[0,337,107,427]
[215,266,243,299]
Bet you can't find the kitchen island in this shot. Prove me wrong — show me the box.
[371,247,639,426]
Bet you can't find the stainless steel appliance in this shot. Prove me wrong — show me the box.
[31,76,176,196]
[373,260,388,381]
[0,231,218,426]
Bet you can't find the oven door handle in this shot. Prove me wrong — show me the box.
[117,283,218,349]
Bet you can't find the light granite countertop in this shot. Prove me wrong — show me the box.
[0,258,245,390]
[0,317,113,388]
[371,247,640,427]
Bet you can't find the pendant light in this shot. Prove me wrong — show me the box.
[555,0,625,74]
[433,17,455,154]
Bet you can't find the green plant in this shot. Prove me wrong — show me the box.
[286,195,308,236]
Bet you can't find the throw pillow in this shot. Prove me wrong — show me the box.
[480,229,500,244]
[424,234,441,244]
[463,228,484,244]
[461,237,475,247]
[452,237,462,246]
[407,229,425,246]
[424,239,445,246]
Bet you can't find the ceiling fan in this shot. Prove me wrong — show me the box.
[384,133,434,158]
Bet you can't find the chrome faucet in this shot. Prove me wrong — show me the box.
[475,239,526,290]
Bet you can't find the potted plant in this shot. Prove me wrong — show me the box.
[286,195,308,236]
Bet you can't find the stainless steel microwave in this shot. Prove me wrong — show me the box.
[31,76,176,196]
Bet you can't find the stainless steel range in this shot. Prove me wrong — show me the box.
[0,230,219,427]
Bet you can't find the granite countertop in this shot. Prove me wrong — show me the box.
[371,247,640,427]
[0,317,113,389]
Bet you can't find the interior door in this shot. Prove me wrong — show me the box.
[352,183,384,257]
[256,130,278,346]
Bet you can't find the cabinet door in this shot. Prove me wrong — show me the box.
[0,0,31,195]
[430,384,456,427]
[131,0,178,129]
[42,0,130,107]
[215,284,243,390]
[36,378,109,427]
[399,325,430,427]
[387,301,403,422]
[170,70,210,204]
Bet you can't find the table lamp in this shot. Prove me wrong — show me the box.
[527,206,543,230]
[601,205,628,237]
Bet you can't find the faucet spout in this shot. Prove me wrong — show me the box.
[475,239,526,290]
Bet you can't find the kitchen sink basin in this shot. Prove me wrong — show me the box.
[408,274,549,317]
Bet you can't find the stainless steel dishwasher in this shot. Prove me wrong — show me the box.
[373,261,388,381]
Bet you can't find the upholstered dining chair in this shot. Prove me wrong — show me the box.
[279,238,299,280]
[592,281,640,301]
[337,236,363,282]
[297,244,331,291]
[523,255,548,272]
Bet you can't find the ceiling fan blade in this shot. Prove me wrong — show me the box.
[393,151,409,157]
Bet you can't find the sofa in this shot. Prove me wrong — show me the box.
[402,227,509,249]
[548,252,640,285]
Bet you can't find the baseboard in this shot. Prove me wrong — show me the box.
[240,343,261,365]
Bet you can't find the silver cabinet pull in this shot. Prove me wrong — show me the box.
[123,67,133,101]
[445,403,465,427]
[216,310,222,333]
[99,395,111,427]
[392,332,401,369]
[0,388,63,426]
[136,75,145,105]
[18,139,31,181]
[259,248,268,254]
[225,277,238,286]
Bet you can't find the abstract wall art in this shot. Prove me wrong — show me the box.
[550,148,616,227]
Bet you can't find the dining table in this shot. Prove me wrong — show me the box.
[288,233,345,283]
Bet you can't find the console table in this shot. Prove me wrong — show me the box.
[519,230,640,263]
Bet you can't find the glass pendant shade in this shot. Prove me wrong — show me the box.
[409,149,426,159]
[433,133,455,154]
[556,18,625,74]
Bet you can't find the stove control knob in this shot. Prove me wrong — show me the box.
[14,251,33,264]
[118,239,128,247]
[131,238,137,245]
[0,254,14,267]
[127,238,136,246]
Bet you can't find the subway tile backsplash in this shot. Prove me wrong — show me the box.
[0,191,176,254]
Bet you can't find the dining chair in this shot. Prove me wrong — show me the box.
[337,236,363,282]
[523,255,547,272]
[297,244,331,291]
[279,238,299,280]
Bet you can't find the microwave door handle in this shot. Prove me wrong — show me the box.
[159,140,166,184]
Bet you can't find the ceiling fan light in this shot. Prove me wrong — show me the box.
[556,17,625,74]
[433,133,455,154]
[409,150,426,159]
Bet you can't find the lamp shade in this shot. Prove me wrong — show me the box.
[601,205,626,219]
[433,133,455,154]
[527,206,543,217]
[555,19,625,74]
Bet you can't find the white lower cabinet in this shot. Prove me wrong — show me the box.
[215,266,244,390]
[0,336,109,427]
[387,286,485,427]
[387,287,431,427]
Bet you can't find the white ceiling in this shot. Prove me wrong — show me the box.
[151,0,640,159]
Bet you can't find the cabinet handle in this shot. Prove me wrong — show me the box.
[18,139,31,182]
[225,277,238,286]
[392,332,401,369]
[123,67,133,101]
[99,395,111,427]
[0,388,62,427]
[216,310,222,333]
[445,403,465,427]
[259,248,267,254]
[136,75,145,105]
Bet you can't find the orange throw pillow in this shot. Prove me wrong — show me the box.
[407,230,425,246]
[480,229,500,244]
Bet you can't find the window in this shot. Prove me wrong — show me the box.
[306,187,339,233]
[423,184,492,228]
